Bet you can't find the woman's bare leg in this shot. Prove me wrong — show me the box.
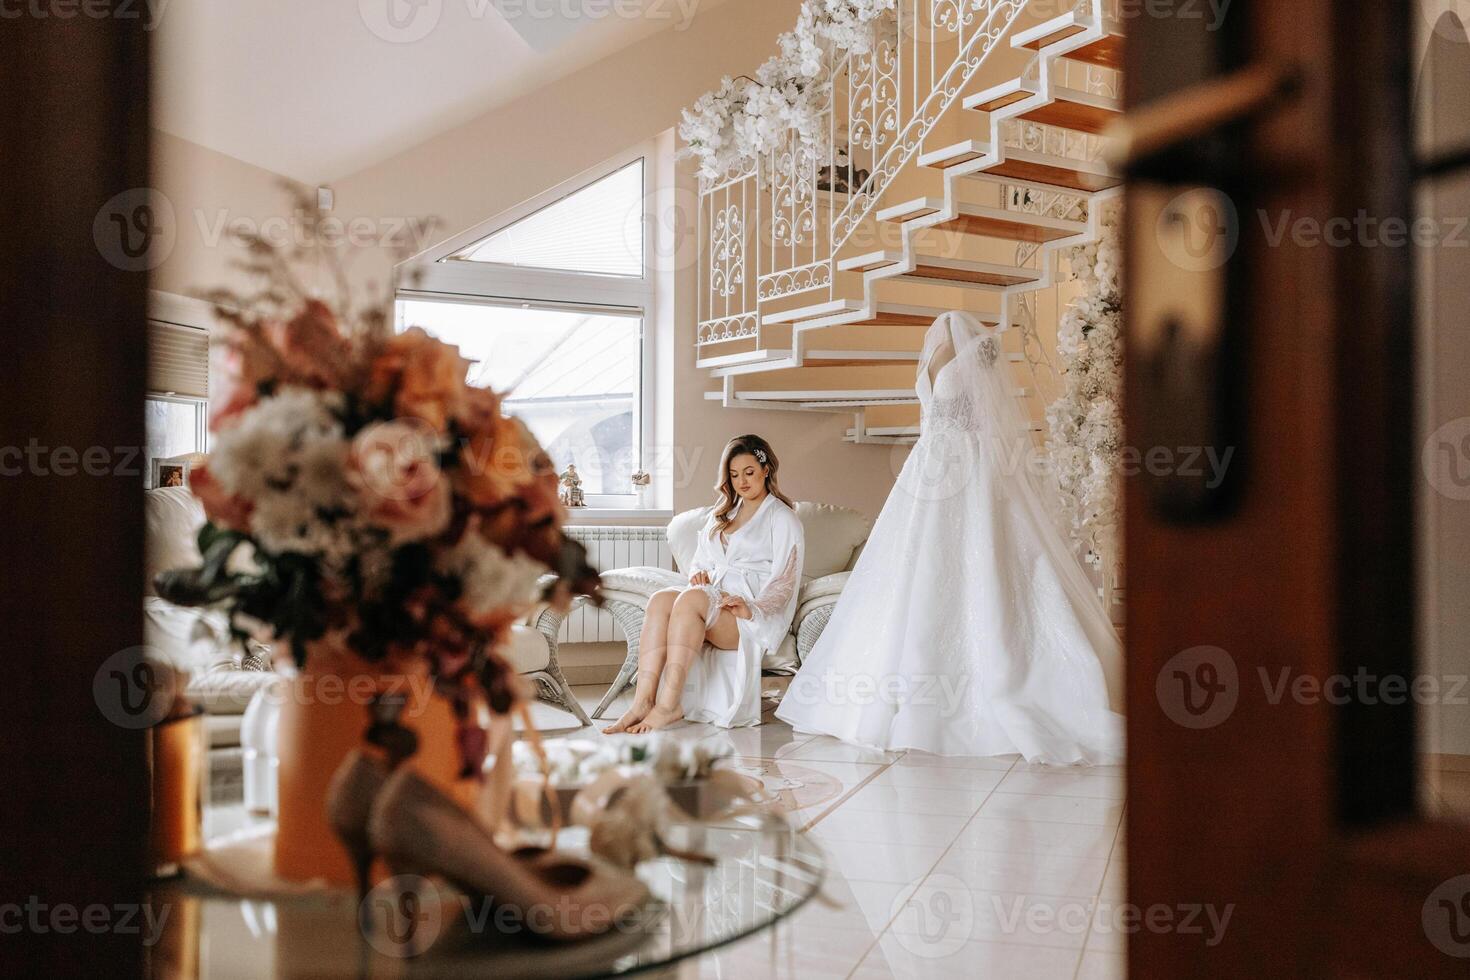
[631,592,741,732]
[602,588,679,733]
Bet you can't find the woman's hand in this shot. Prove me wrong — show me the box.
[689,570,711,586]
[718,595,752,620]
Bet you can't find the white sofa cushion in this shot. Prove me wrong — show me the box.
[145,486,206,597]
[190,670,280,717]
[600,566,687,599]
[502,625,551,674]
[798,571,850,608]
[793,502,870,579]
[664,508,711,575]
[143,596,232,674]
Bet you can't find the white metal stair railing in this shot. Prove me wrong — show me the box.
[697,0,1125,432]
[696,0,1033,356]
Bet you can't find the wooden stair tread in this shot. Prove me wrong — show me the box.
[1063,33,1124,70]
[695,348,791,369]
[805,350,922,366]
[1018,88,1122,136]
[759,299,854,325]
[983,149,1121,193]
[707,386,1031,403]
[918,140,1120,192]
[918,139,995,169]
[966,77,1038,113]
[761,299,997,330]
[964,78,1121,136]
[852,303,997,327]
[846,417,1043,440]
[838,251,1039,288]
[1012,10,1124,69]
[878,197,1086,243]
[838,250,905,273]
[908,257,1038,288]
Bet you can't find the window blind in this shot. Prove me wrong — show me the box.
[147,320,209,398]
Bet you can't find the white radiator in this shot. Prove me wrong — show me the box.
[560,526,675,643]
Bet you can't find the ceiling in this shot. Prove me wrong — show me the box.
[153,0,700,183]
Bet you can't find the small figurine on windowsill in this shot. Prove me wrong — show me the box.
[631,469,652,508]
[559,464,585,508]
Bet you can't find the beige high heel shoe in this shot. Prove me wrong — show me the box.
[325,748,390,902]
[367,764,651,943]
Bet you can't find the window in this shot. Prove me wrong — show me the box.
[449,160,644,277]
[145,316,209,486]
[145,396,206,464]
[400,144,661,509]
[399,299,641,497]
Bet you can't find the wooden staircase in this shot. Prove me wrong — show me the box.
[697,2,1124,446]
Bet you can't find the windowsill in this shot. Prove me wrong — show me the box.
[563,508,674,523]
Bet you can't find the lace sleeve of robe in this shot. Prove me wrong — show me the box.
[746,507,805,654]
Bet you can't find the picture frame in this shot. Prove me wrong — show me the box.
[151,455,193,490]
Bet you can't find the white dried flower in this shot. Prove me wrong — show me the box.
[436,532,546,619]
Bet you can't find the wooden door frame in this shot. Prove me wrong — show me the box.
[1123,1,1467,975]
[0,10,150,977]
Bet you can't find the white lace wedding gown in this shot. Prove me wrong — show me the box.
[776,312,1124,765]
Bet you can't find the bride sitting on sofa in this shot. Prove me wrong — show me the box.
[604,434,805,733]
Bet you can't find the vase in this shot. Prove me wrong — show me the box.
[272,642,469,887]
[149,707,206,877]
[240,684,282,817]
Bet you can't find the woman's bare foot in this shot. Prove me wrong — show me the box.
[627,705,684,733]
[602,699,654,735]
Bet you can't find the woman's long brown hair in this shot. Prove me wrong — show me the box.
[712,434,795,535]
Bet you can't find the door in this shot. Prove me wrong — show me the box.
[0,12,151,978]
[1122,1,1470,976]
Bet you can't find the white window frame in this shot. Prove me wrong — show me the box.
[145,290,214,486]
[398,142,662,514]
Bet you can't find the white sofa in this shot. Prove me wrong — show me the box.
[143,487,592,750]
[589,501,872,719]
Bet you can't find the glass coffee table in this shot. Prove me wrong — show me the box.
[146,809,825,978]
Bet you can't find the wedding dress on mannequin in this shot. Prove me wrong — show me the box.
[776,311,1124,764]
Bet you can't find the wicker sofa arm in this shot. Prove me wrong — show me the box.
[796,600,839,663]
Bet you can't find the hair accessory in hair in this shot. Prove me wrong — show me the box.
[753,448,768,464]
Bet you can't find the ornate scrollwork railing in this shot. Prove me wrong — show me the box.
[696,0,1033,350]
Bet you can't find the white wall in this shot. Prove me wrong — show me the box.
[331,0,910,523]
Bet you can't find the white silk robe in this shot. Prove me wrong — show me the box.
[679,494,805,727]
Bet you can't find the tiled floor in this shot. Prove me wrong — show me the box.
[526,686,1129,980]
